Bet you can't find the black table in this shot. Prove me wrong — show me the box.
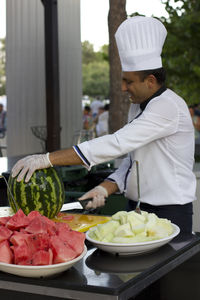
[0,233,200,300]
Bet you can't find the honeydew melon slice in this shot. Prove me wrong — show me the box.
[114,223,134,237]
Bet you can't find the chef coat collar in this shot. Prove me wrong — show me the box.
[140,85,167,111]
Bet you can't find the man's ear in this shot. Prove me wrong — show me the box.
[146,74,157,89]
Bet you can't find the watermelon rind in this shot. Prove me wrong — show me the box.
[7,168,65,219]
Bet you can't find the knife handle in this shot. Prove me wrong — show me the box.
[79,198,107,214]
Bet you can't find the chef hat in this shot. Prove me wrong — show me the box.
[115,16,167,72]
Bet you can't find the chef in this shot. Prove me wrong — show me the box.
[12,16,196,233]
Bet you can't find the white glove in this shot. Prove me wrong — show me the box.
[11,153,53,182]
[79,185,108,209]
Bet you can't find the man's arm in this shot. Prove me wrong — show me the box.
[49,148,83,166]
[12,148,83,182]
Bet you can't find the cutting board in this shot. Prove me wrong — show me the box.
[53,213,110,232]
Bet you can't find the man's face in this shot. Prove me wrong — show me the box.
[121,71,151,104]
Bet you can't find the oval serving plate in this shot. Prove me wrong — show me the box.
[0,245,87,278]
[86,224,180,256]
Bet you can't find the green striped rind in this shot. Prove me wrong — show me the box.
[8,168,65,219]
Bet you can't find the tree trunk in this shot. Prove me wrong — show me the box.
[108,0,129,133]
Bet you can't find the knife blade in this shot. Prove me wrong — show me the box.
[60,199,92,212]
[60,202,83,211]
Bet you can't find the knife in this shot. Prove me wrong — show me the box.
[60,199,92,212]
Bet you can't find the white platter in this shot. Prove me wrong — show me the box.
[86,224,180,256]
[0,206,14,217]
[0,245,87,278]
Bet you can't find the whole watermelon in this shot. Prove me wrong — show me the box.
[7,168,65,219]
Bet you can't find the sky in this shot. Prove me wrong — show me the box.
[0,0,179,50]
[81,0,169,50]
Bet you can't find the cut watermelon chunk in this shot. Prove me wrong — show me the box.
[41,215,57,235]
[0,226,13,243]
[26,233,50,252]
[6,209,29,230]
[58,230,85,256]
[25,216,48,234]
[10,231,30,247]
[17,259,33,265]
[49,236,77,264]
[55,222,71,234]
[0,216,11,226]
[27,211,41,221]
[0,240,13,264]
[32,249,53,265]
[13,242,32,265]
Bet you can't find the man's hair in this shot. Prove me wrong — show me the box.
[136,67,166,85]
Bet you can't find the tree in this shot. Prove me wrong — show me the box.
[82,41,109,98]
[161,0,200,105]
[82,60,109,97]
[82,41,97,65]
[0,38,6,96]
[108,0,129,133]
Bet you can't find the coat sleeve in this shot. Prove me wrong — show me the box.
[74,95,179,170]
[106,154,133,193]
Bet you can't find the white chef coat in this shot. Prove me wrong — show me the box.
[74,88,196,206]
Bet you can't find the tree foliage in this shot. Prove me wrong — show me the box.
[0,38,6,96]
[82,41,109,98]
[161,0,200,105]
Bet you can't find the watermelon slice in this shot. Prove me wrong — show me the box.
[0,226,13,243]
[13,242,32,265]
[32,249,53,265]
[55,222,71,236]
[58,230,85,256]
[26,233,50,252]
[49,236,77,264]
[6,209,29,230]
[27,211,41,221]
[0,240,13,264]
[10,231,30,246]
[25,216,48,234]
[0,216,11,226]
[41,216,57,235]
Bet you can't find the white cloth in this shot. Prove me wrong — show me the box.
[96,111,109,137]
[74,89,196,206]
[115,16,167,71]
[90,100,103,116]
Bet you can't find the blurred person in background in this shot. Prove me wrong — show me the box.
[95,104,109,137]
[90,97,103,118]
[82,105,94,131]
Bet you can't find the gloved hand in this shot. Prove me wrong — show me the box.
[79,185,108,209]
[11,153,53,182]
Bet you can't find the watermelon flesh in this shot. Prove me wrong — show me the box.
[25,216,48,234]
[10,231,30,246]
[0,216,11,226]
[0,226,13,243]
[0,240,13,264]
[49,236,77,264]
[6,209,29,230]
[32,249,53,266]
[13,242,32,264]
[26,233,50,252]
[0,209,85,266]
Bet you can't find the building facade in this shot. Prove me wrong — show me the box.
[6,0,82,156]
